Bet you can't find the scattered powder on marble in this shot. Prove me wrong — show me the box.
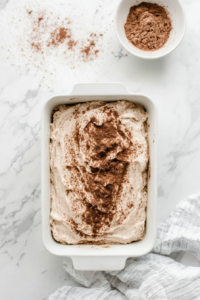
[0,0,124,90]
[81,34,100,61]
[67,39,77,50]
[0,4,104,87]
[27,10,102,61]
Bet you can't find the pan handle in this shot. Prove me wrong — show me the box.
[70,82,129,96]
[71,256,127,271]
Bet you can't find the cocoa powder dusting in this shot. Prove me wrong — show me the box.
[49,27,71,46]
[68,39,77,50]
[31,42,41,52]
[81,40,99,60]
[124,2,172,51]
[70,111,129,235]
[38,16,43,23]
[26,10,103,63]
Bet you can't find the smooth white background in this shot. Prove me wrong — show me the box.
[0,0,200,299]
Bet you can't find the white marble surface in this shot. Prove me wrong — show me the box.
[0,0,200,299]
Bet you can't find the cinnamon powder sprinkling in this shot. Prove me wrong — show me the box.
[49,27,71,46]
[31,42,41,52]
[124,2,172,51]
[67,109,130,235]
[81,40,95,57]
[38,16,43,23]
[82,160,128,234]
[68,39,77,50]
[27,10,103,61]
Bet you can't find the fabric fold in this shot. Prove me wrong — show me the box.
[49,194,200,300]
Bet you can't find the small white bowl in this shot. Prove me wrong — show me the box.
[114,0,186,59]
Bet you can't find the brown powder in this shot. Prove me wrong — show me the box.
[27,10,103,63]
[49,27,71,46]
[67,39,77,50]
[74,159,128,235]
[124,2,172,51]
[70,110,129,235]
[81,40,99,60]
[81,43,93,56]
[38,16,43,23]
[31,42,41,52]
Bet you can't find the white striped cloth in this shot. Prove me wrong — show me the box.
[49,194,200,300]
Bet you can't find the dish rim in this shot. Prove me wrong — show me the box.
[41,83,157,270]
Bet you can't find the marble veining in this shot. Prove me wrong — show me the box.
[0,0,200,299]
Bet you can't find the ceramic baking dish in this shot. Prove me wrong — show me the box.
[41,83,157,271]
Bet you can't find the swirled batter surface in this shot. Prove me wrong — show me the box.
[50,100,149,244]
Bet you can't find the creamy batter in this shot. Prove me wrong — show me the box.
[50,100,149,244]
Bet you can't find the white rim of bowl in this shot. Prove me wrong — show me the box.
[114,0,187,60]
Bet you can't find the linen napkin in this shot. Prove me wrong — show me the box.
[49,194,200,300]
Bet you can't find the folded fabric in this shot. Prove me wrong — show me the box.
[49,194,200,300]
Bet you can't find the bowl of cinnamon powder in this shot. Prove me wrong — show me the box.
[114,0,186,59]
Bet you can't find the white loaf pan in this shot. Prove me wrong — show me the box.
[41,83,157,271]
